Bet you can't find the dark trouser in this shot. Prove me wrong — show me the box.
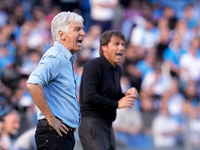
[78,117,115,150]
[35,119,75,150]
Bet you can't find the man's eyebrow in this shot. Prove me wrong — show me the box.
[74,26,84,29]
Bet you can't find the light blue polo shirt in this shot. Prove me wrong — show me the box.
[26,41,81,128]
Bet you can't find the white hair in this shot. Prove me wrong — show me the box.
[51,11,84,42]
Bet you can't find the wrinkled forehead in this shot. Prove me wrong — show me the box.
[67,22,84,30]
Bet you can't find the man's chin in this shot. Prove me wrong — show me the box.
[71,48,81,54]
[116,59,122,63]
[11,130,18,135]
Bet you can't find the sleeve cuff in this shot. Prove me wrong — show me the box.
[113,101,118,109]
[26,75,44,87]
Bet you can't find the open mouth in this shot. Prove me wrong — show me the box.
[115,53,123,57]
[78,39,83,42]
[77,39,83,43]
[76,39,83,47]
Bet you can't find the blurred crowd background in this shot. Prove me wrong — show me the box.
[0,0,200,150]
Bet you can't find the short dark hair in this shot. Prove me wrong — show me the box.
[100,30,125,55]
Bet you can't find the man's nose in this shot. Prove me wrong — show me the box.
[80,29,86,37]
[119,44,125,51]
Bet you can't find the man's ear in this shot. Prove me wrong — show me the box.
[101,45,107,53]
[58,31,65,40]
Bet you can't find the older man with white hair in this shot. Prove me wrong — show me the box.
[26,11,85,150]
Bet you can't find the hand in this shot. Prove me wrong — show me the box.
[125,87,138,98]
[118,95,137,108]
[47,117,69,137]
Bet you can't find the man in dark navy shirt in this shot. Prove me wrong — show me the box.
[78,30,138,150]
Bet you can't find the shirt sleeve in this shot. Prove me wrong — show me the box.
[26,55,59,86]
[81,59,118,109]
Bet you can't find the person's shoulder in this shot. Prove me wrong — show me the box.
[47,46,61,55]
[85,57,101,66]
[83,57,103,73]
[43,46,61,58]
